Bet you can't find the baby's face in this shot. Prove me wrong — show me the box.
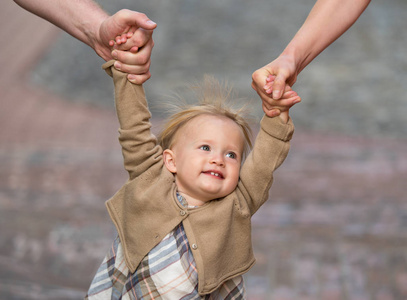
[164,114,245,206]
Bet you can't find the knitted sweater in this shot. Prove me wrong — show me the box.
[102,60,294,295]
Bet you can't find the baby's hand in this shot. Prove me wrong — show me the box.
[109,31,131,47]
[109,26,155,84]
[109,26,140,53]
[261,74,300,119]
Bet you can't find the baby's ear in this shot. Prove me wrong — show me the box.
[163,149,177,173]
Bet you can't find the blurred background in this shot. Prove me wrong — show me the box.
[1,0,406,299]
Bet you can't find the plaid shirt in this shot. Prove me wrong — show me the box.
[86,195,246,299]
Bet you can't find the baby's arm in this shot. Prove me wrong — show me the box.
[103,62,160,180]
[237,76,297,213]
[239,107,294,215]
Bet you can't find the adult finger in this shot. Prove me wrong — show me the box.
[262,104,281,118]
[113,55,151,76]
[112,38,154,68]
[115,9,157,31]
[127,71,152,85]
[270,72,290,100]
[262,98,299,112]
[251,67,271,93]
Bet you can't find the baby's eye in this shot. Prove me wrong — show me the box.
[200,145,210,151]
[226,152,237,159]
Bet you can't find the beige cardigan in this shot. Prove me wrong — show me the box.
[102,61,294,295]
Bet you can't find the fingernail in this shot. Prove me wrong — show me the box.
[273,90,280,99]
[114,61,121,70]
[147,20,157,26]
[112,50,118,59]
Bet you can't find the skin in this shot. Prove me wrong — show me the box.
[15,0,310,112]
[260,75,300,119]
[163,114,245,207]
[13,0,157,84]
[251,0,371,116]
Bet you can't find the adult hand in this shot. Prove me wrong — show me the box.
[110,26,155,84]
[97,9,157,83]
[97,9,156,59]
[13,1,157,84]
[252,57,300,117]
[252,54,298,101]
[252,0,371,112]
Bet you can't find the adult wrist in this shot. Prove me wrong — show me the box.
[279,45,306,76]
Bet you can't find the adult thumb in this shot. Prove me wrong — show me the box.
[120,9,157,30]
[272,74,288,100]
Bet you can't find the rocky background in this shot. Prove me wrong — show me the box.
[1,0,406,299]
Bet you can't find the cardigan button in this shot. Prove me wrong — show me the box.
[180,210,187,216]
[191,243,198,250]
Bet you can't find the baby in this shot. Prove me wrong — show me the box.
[86,50,299,299]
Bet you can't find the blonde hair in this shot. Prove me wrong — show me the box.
[158,76,253,157]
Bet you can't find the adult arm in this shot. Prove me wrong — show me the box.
[252,0,371,101]
[14,0,157,83]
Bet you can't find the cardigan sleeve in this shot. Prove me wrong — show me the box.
[238,115,294,215]
[102,61,163,180]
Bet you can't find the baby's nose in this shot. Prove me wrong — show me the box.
[210,153,225,166]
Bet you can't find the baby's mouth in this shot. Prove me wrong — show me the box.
[203,171,224,179]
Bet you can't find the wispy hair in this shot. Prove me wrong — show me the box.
[157,76,253,158]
